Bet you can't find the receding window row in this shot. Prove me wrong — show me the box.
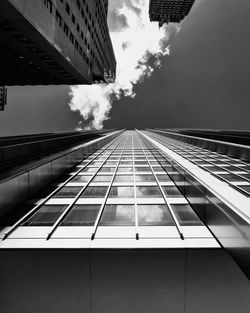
[46,185,183,199]
[146,132,250,196]
[23,203,202,227]
[69,173,172,184]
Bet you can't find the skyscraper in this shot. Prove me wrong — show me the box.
[0,86,7,111]
[1,129,250,313]
[149,0,196,27]
[0,0,116,85]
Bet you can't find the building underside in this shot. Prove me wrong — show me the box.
[0,0,116,85]
[149,0,196,27]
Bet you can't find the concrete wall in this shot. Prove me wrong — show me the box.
[0,249,250,313]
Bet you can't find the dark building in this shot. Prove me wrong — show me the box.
[1,129,250,313]
[149,0,196,27]
[0,86,7,111]
[0,0,116,86]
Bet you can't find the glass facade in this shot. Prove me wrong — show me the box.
[144,130,250,197]
[1,131,218,248]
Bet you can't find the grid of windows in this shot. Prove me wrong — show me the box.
[1,131,217,248]
[145,131,250,197]
[149,0,195,23]
[41,0,115,81]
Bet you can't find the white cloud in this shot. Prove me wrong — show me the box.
[69,0,179,130]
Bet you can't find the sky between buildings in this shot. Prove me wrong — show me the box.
[0,0,250,136]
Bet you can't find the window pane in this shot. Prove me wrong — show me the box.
[80,186,108,198]
[117,167,133,172]
[81,167,98,173]
[114,175,133,182]
[70,175,91,183]
[135,175,155,182]
[137,204,174,226]
[135,167,151,172]
[217,173,242,182]
[109,186,134,198]
[53,186,82,198]
[136,186,162,198]
[89,161,102,166]
[61,204,101,226]
[171,204,203,226]
[99,167,115,173]
[239,185,250,194]
[239,173,250,180]
[104,161,118,165]
[162,186,183,198]
[23,205,67,226]
[134,161,148,165]
[120,161,133,165]
[99,205,135,226]
[92,175,112,182]
[152,166,164,173]
[156,174,172,182]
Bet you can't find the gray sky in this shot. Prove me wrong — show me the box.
[0,0,250,135]
[105,0,250,130]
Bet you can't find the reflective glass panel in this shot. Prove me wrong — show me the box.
[218,173,243,182]
[99,205,135,226]
[81,167,98,173]
[114,175,133,182]
[156,174,172,182]
[137,204,174,226]
[134,161,148,165]
[61,204,101,226]
[92,175,112,183]
[89,161,102,166]
[239,185,250,194]
[104,161,118,165]
[150,161,160,166]
[136,186,162,198]
[117,167,133,172]
[152,166,164,173]
[23,205,67,226]
[240,173,250,180]
[171,204,203,226]
[162,186,183,198]
[80,186,108,198]
[135,167,151,172]
[135,175,155,182]
[99,167,115,173]
[70,176,92,183]
[224,165,244,172]
[120,161,133,165]
[109,186,134,198]
[53,186,82,198]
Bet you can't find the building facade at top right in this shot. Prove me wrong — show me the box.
[149,0,196,27]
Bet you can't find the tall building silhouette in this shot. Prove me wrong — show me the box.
[0,0,116,85]
[149,0,196,27]
[1,129,250,312]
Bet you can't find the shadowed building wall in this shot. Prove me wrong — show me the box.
[0,0,116,85]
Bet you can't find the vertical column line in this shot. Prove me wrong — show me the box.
[136,130,184,240]
[91,131,130,240]
[132,132,139,240]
